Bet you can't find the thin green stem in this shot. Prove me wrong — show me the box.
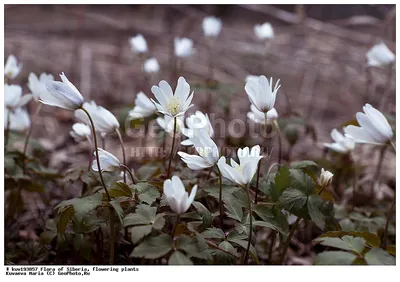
[216,165,224,232]
[280,217,301,264]
[371,145,388,195]
[22,103,42,172]
[120,164,136,184]
[382,196,395,249]
[5,109,11,149]
[276,122,282,165]
[167,117,177,179]
[242,184,253,265]
[255,161,261,204]
[115,128,127,183]
[109,211,115,264]
[171,214,180,239]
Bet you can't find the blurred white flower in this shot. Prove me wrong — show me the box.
[163,175,197,214]
[129,91,157,119]
[178,130,219,170]
[129,34,148,54]
[323,129,355,154]
[245,75,281,113]
[217,145,263,185]
[151,76,194,117]
[366,42,395,68]
[4,108,30,132]
[69,123,91,142]
[245,75,260,83]
[4,84,32,110]
[156,114,184,134]
[319,168,334,187]
[202,16,222,37]
[344,103,393,145]
[92,148,121,172]
[144,57,160,73]
[282,210,298,225]
[75,101,120,135]
[181,111,214,146]
[4,54,23,80]
[247,104,278,124]
[254,22,274,40]
[27,72,54,101]
[174,37,194,58]
[43,72,84,110]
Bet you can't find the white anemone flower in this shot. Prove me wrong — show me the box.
[144,57,160,74]
[245,75,260,83]
[366,42,395,68]
[202,16,222,37]
[70,123,91,142]
[27,72,54,101]
[245,75,281,113]
[151,76,194,117]
[174,37,194,58]
[4,54,23,80]
[247,104,278,124]
[217,145,263,186]
[323,129,355,154]
[129,91,157,119]
[319,168,334,187]
[4,108,30,132]
[156,115,184,134]
[163,175,198,214]
[181,111,214,146]
[344,104,393,145]
[254,22,274,40]
[4,84,32,110]
[129,34,148,54]
[92,148,121,172]
[43,72,84,110]
[178,130,220,170]
[75,101,120,135]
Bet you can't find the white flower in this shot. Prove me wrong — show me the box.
[323,129,355,154]
[217,145,263,186]
[181,111,214,146]
[75,101,120,135]
[129,91,157,119]
[27,72,54,101]
[144,57,160,73]
[202,16,222,37]
[43,72,84,110]
[366,42,395,68]
[156,115,184,134]
[69,123,91,142]
[254,22,274,40]
[4,54,23,80]
[178,130,219,170]
[92,148,121,172]
[245,75,281,113]
[4,108,30,132]
[174,37,194,58]
[344,104,393,145]
[245,75,260,83]
[4,84,32,110]
[129,34,148,54]
[151,76,194,117]
[163,175,198,214]
[319,168,334,187]
[247,104,278,124]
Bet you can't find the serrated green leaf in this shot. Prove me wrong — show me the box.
[203,227,225,239]
[123,205,157,226]
[320,231,381,248]
[269,165,290,201]
[192,201,212,228]
[110,199,124,223]
[130,234,173,259]
[289,169,315,195]
[278,188,308,212]
[307,195,334,230]
[224,198,243,222]
[152,213,166,230]
[168,251,193,265]
[315,251,357,265]
[315,235,365,254]
[228,238,259,264]
[137,163,161,180]
[55,193,103,222]
[365,248,395,265]
[204,185,240,201]
[135,183,160,205]
[291,160,318,170]
[131,225,152,244]
[218,241,239,257]
[56,206,74,234]
[109,181,133,198]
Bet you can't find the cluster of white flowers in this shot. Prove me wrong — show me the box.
[129,34,160,74]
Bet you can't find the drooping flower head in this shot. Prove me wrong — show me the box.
[163,175,197,214]
[245,75,281,113]
[174,37,194,58]
[28,72,54,101]
[217,145,263,186]
[43,72,84,110]
[129,34,148,54]
[344,104,393,145]
[247,104,278,125]
[129,91,157,119]
[202,16,222,38]
[70,123,91,142]
[323,128,355,154]
[92,148,121,172]
[4,54,23,80]
[151,76,194,117]
[4,84,32,110]
[366,42,395,68]
[144,57,160,74]
[181,111,214,146]
[254,22,274,40]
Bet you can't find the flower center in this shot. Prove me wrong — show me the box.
[234,165,244,174]
[166,97,182,116]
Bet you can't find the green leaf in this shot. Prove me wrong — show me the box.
[55,193,103,222]
[253,205,289,235]
[224,198,243,222]
[315,251,357,265]
[134,183,160,205]
[137,163,161,180]
[228,238,259,264]
[315,235,365,254]
[109,181,133,198]
[269,165,290,201]
[278,188,308,213]
[218,241,239,257]
[152,213,166,230]
[123,205,157,226]
[130,234,173,259]
[319,231,381,248]
[203,227,225,239]
[176,234,211,260]
[204,185,240,201]
[56,206,74,234]
[168,251,193,265]
[291,160,318,170]
[131,225,153,244]
[192,201,212,228]
[365,248,395,265]
[289,169,314,195]
[307,195,334,230]
[110,199,124,224]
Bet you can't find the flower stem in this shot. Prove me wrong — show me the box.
[280,217,301,264]
[379,63,393,111]
[276,123,282,165]
[171,214,180,239]
[109,211,115,264]
[216,165,224,232]
[255,161,261,204]
[5,109,11,149]
[371,145,388,195]
[167,117,177,179]
[242,184,253,265]
[22,103,42,172]
[120,164,136,184]
[115,128,127,183]
[382,196,395,249]
[390,141,396,153]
